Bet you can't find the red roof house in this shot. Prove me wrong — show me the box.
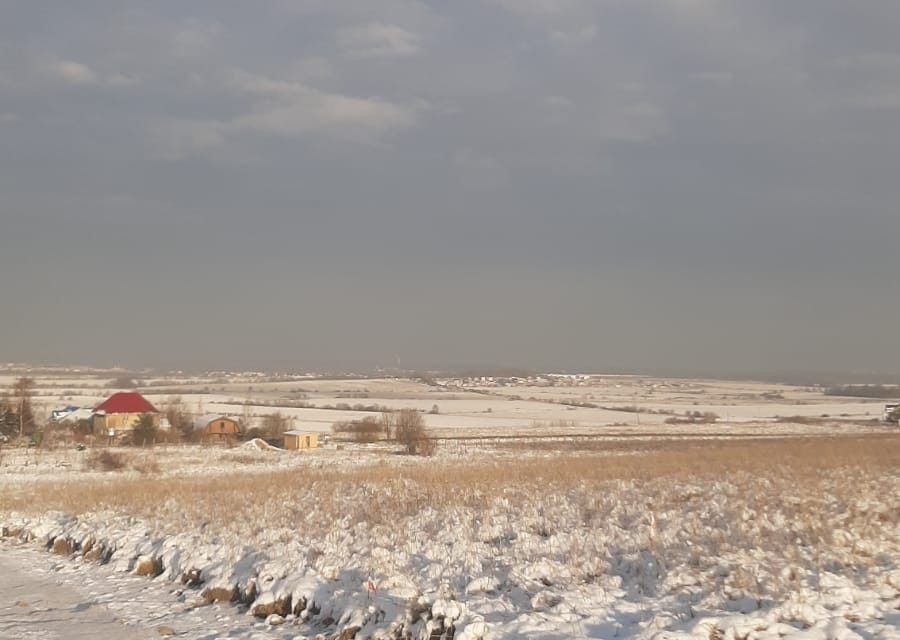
[92,392,160,435]
[95,392,159,414]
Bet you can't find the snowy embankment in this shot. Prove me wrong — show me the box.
[2,438,899,640]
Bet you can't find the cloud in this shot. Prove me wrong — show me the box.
[452,147,508,188]
[148,119,228,161]
[46,59,98,85]
[232,89,416,137]
[228,69,417,135]
[689,71,734,84]
[550,25,597,43]
[171,23,222,58]
[489,0,585,18]
[846,91,900,111]
[150,69,418,157]
[36,57,140,89]
[337,22,420,58]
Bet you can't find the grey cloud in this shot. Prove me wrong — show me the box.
[2,1,900,374]
[337,22,421,58]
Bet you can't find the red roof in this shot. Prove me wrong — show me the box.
[95,392,158,414]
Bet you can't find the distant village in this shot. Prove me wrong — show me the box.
[0,379,318,451]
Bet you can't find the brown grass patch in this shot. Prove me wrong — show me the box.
[84,450,129,472]
[4,435,897,523]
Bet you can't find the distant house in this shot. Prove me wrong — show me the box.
[51,405,80,421]
[92,392,160,436]
[59,408,95,425]
[193,414,241,441]
[283,431,318,450]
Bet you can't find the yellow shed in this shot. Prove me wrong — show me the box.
[283,431,318,450]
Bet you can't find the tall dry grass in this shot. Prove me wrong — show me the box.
[3,435,897,602]
[2,435,896,522]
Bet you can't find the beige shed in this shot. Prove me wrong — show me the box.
[283,430,318,450]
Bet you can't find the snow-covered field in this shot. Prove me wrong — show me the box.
[13,370,897,437]
[2,435,898,639]
[2,369,898,637]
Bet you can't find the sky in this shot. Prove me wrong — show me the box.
[1,1,899,375]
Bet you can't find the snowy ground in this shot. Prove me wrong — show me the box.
[14,370,898,437]
[0,543,292,639]
[1,435,898,639]
[3,369,898,638]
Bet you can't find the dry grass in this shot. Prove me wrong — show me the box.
[83,450,129,472]
[4,435,897,521]
[2,435,898,603]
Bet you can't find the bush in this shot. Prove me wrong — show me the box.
[332,417,382,443]
[108,376,141,389]
[85,450,129,472]
[664,411,719,425]
[392,409,437,456]
[242,427,266,441]
[132,455,160,474]
[131,413,158,446]
[824,385,899,399]
[262,412,291,439]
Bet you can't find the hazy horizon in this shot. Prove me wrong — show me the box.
[3,2,900,375]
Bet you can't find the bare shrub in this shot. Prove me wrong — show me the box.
[392,408,437,456]
[39,423,70,449]
[222,452,267,465]
[132,455,160,474]
[774,415,825,425]
[261,412,291,440]
[163,396,192,439]
[332,417,382,443]
[108,376,140,389]
[664,411,719,425]
[380,412,394,440]
[85,450,129,472]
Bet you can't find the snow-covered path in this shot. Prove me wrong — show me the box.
[0,543,280,640]
[0,546,155,639]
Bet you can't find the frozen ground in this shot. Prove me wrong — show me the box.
[1,436,898,639]
[2,369,898,638]
[15,370,898,437]
[0,542,292,639]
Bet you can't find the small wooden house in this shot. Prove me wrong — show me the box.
[283,430,318,450]
[193,414,241,441]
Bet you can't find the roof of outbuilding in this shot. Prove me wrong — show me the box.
[95,392,158,415]
[59,408,95,423]
[193,414,235,431]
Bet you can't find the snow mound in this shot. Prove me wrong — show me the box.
[241,438,280,451]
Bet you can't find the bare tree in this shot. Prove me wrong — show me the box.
[163,395,191,439]
[108,376,139,389]
[380,411,394,440]
[240,401,254,435]
[394,408,437,456]
[262,412,291,439]
[12,377,36,438]
[0,390,16,437]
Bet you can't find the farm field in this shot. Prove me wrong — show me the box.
[5,368,897,438]
[1,368,898,639]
